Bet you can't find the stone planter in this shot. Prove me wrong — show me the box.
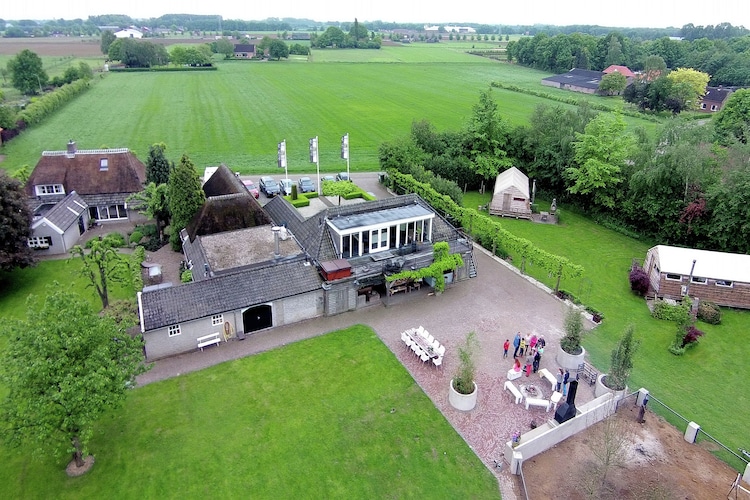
[594,373,628,399]
[449,379,478,411]
[556,346,586,371]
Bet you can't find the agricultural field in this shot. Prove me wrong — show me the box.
[0,40,661,176]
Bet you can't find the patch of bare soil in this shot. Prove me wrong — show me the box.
[66,455,94,477]
[522,405,739,499]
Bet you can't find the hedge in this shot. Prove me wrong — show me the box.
[109,66,217,72]
[17,78,91,127]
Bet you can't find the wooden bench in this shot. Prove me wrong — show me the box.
[525,397,551,412]
[197,332,222,351]
[538,368,557,391]
[504,380,522,404]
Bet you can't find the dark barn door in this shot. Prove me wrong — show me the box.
[242,304,272,333]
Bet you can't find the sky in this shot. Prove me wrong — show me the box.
[3,0,749,30]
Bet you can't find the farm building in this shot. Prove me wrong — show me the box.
[489,167,532,219]
[233,44,256,58]
[603,65,635,80]
[28,191,90,255]
[541,68,604,94]
[114,28,143,38]
[700,87,734,112]
[644,245,750,309]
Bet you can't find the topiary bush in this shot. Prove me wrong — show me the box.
[180,269,193,283]
[697,301,722,325]
[129,230,143,245]
[652,299,691,322]
[629,266,650,296]
[560,307,583,355]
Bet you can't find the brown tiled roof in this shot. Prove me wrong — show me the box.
[25,147,146,197]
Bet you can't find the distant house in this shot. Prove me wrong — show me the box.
[233,44,256,58]
[700,87,734,112]
[28,191,89,255]
[25,140,146,224]
[644,245,750,309]
[114,28,143,39]
[488,167,532,219]
[603,65,635,79]
[541,68,604,95]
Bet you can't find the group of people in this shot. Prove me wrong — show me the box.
[505,332,546,377]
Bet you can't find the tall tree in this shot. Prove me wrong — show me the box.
[145,142,173,185]
[100,30,116,55]
[642,54,667,80]
[666,67,710,110]
[598,71,628,95]
[713,88,750,144]
[567,111,633,209]
[70,236,129,310]
[168,154,205,251]
[127,182,171,241]
[268,39,289,60]
[7,49,48,95]
[466,87,512,184]
[0,170,37,271]
[0,286,146,470]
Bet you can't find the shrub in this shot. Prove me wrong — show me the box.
[670,324,705,355]
[180,270,193,283]
[697,301,722,325]
[606,324,640,390]
[129,230,143,245]
[85,232,126,248]
[651,299,691,322]
[139,224,158,238]
[453,331,478,395]
[629,266,650,296]
[682,325,705,347]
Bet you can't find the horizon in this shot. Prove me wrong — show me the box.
[1,0,748,31]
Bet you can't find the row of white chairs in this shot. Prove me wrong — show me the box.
[401,327,445,368]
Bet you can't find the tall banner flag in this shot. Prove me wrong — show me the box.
[341,133,349,160]
[309,137,318,163]
[277,140,287,169]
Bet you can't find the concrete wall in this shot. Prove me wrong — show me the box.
[504,392,620,472]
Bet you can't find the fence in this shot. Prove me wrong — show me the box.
[648,393,750,472]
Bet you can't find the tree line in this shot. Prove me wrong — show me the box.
[380,87,750,255]
[506,31,750,86]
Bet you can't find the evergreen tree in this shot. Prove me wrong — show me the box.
[145,143,173,185]
[168,154,205,251]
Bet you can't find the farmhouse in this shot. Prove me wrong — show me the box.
[488,167,532,219]
[541,68,604,95]
[699,86,734,112]
[603,65,635,79]
[233,44,256,58]
[644,245,750,309]
[114,28,143,39]
[25,140,146,225]
[138,166,475,360]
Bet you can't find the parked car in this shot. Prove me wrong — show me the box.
[279,178,293,196]
[259,176,280,197]
[322,175,336,183]
[336,172,351,182]
[297,176,316,193]
[243,179,259,198]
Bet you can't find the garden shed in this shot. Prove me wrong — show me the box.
[489,167,532,219]
[644,245,750,309]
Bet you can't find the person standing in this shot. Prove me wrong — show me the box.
[562,369,570,396]
[525,353,534,377]
[519,336,527,357]
[503,339,510,359]
[513,332,521,358]
[537,335,546,349]
[556,368,564,392]
[533,349,541,373]
[529,334,538,352]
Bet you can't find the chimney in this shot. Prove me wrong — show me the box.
[272,226,281,258]
[66,140,77,158]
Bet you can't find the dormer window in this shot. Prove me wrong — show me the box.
[100,158,109,171]
[35,184,65,196]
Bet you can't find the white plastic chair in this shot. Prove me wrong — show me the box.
[420,352,430,363]
[431,339,441,350]
[426,333,435,344]
[402,331,412,347]
[411,344,421,357]
[416,326,425,336]
[437,345,446,357]
[432,356,443,369]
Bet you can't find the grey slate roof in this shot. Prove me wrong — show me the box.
[542,68,604,91]
[139,258,322,330]
[32,191,87,233]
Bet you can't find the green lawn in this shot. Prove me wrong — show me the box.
[467,200,750,471]
[1,46,659,176]
[0,325,499,498]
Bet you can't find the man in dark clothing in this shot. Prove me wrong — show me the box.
[512,332,521,358]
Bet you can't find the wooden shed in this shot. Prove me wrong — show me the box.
[644,245,750,309]
[489,167,532,219]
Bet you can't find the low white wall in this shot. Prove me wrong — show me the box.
[504,392,619,470]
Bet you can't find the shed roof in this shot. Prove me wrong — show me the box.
[32,191,87,233]
[541,68,604,90]
[651,245,750,283]
[493,167,530,198]
[603,65,635,78]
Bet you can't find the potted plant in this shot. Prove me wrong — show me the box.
[596,325,640,397]
[556,307,587,370]
[449,331,479,411]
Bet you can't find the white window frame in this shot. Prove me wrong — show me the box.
[211,314,224,326]
[100,158,109,171]
[665,273,682,281]
[690,276,707,284]
[168,324,181,337]
[35,184,65,196]
[716,280,733,288]
[28,236,52,248]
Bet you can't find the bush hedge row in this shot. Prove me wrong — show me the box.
[109,66,217,72]
[17,78,91,127]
